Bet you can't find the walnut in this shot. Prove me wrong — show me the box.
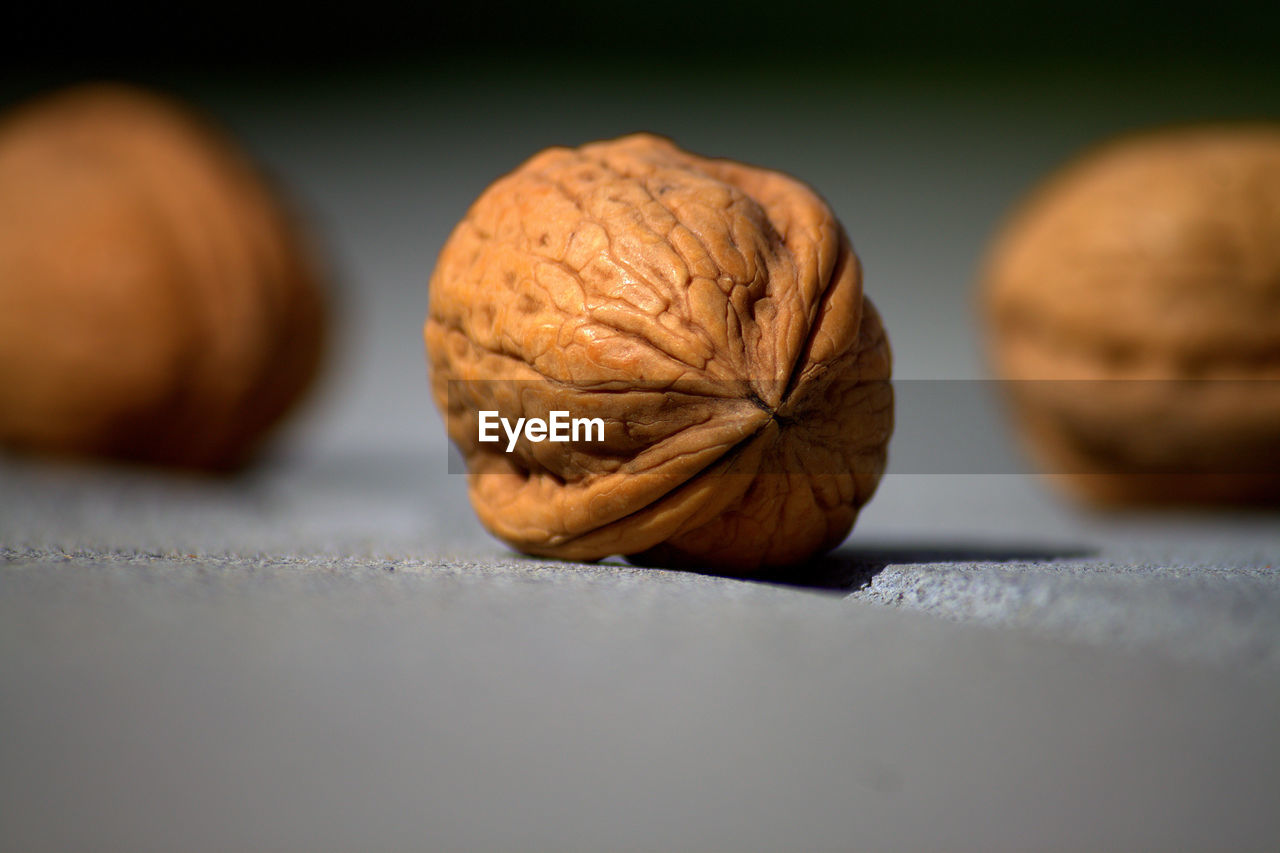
[426,134,892,572]
[981,125,1280,504]
[0,84,327,470]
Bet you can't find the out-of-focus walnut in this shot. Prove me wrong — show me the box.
[0,84,327,470]
[981,125,1280,504]
[426,134,892,572]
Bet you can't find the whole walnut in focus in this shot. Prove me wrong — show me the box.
[981,125,1280,504]
[0,84,327,470]
[426,134,892,572]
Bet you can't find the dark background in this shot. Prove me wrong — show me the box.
[8,2,1280,76]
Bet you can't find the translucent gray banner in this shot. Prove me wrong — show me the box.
[441,379,1280,476]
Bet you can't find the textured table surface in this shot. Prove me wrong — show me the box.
[3,65,1279,851]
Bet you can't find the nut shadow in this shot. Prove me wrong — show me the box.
[693,541,1097,594]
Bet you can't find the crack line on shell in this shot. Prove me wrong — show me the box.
[775,237,856,409]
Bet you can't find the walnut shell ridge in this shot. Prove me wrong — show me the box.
[0,84,328,470]
[426,134,892,571]
[981,125,1280,504]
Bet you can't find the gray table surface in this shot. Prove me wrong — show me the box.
[3,64,1279,851]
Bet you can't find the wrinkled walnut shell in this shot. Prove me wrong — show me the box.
[426,134,892,571]
[981,125,1280,504]
[0,84,328,470]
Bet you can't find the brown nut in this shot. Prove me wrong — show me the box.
[426,134,892,572]
[0,84,327,470]
[981,125,1280,504]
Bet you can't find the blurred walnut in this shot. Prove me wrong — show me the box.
[426,134,892,572]
[982,125,1280,504]
[0,84,327,470]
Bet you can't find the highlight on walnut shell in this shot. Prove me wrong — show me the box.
[425,134,892,572]
[980,124,1280,505]
[0,84,328,471]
